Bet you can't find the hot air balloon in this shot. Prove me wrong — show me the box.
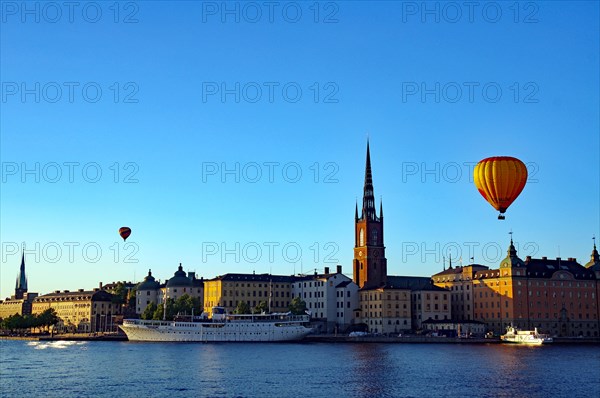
[119,227,132,241]
[473,157,527,220]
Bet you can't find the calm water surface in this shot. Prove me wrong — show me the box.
[1,340,599,397]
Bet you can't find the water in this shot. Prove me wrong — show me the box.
[1,340,599,397]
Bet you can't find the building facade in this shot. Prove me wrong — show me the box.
[432,262,489,322]
[135,265,204,315]
[203,273,294,314]
[410,279,451,329]
[32,288,121,333]
[434,240,600,336]
[136,270,161,314]
[291,266,358,333]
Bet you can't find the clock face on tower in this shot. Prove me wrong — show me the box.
[373,250,379,257]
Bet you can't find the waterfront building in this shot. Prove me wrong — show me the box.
[434,239,600,336]
[358,279,411,334]
[203,273,294,314]
[134,265,204,315]
[352,142,451,333]
[32,286,121,333]
[291,266,358,333]
[432,262,489,322]
[409,277,451,329]
[0,253,38,319]
[136,270,161,314]
[162,264,204,304]
[334,279,359,332]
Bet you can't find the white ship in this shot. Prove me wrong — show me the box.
[500,326,553,345]
[119,307,313,342]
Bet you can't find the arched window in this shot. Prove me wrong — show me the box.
[371,229,378,245]
[359,228,365,246]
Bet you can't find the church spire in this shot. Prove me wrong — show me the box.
[355,200,359,221]
[15,252,27,299]
[379,197,384,219]
[508,231,517,257]
[362,140,377,221]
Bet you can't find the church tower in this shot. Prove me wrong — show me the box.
[353,141,387,288]
[15,252,28,299]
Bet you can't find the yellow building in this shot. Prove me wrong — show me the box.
[32,289,121,333]
[0,293,38,319]
[203,273,294,315]
[358,285,411,334]
[433,263,489,322]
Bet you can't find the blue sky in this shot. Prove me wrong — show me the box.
[1,1,599,297]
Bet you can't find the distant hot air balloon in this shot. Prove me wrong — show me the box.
[119,227,132,241]
[473,157,527,220]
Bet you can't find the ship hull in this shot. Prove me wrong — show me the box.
[120,320,312,342]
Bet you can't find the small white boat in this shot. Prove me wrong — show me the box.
[120,307,312,342]
[500,326,553,345]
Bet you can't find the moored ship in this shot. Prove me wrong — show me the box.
[500,326,553,345]
[119,307,312,342]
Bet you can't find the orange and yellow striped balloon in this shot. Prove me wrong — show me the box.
[473,157,527,218]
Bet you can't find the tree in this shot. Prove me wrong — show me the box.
[141,302,157,320]
[153,298,176,320]
[2,314,25,333]
[127,286,137,309]
[173,294,202,317]
[254,301,269,314]
[111,282,127,305]
[234,301,250,314]
[288,297,307,315]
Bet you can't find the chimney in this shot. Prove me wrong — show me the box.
[556,257,561,261]
[542,256,547,260]
[78,289,84,292]
[324,267,330,274]
[337,265,342,274]
[526,256,532,261]
[99,282,103,290]
[63,290,70,293]
[188,272,195,280]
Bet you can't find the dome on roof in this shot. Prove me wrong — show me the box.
[585,243,600,272]
[166,264,192,287]
[499,240,525,268]
[137,270,160,291]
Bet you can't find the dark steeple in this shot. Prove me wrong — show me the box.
[15,252,28,299]
[362,140,377,221]
[353,140,387,289]
[379,197,384,219]
[500,233,525,268]
[508,237,517,257]
[355,200,359,221]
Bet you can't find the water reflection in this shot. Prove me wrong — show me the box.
[350,344,396,397]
